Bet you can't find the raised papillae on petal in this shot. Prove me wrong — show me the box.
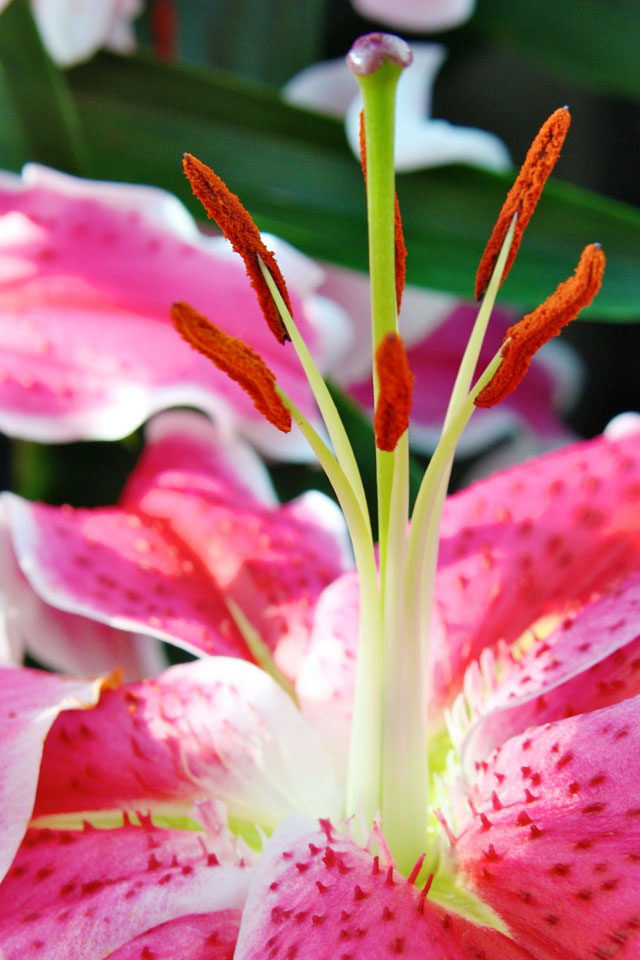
[374,331,414,451]
[475,243,605,408]
[346,31,413,76]
[359,111,407,311]
[171,301,291,432]
[235,816,536,960]
[475,107,571,300]
[182,153,291,343]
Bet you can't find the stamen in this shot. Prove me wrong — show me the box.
[182,153,291,344]
[171,300,291,431]
[475,243,605,408]
[359,111,407,311]
[475,107,571,300]
[373,331,414,451]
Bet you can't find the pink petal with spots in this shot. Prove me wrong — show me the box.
[296,571,359,776]
[433,423,640,707]
[0,503,166,678]
[457,569,640,772]
[0,165,348,460]
[106,910,240,960]
[0,808,250,960]
[34,658,342,829]
[0,667,105,883]
[454,696,640,960]
[348,303,579,455]
[5,414,348,673]
[234,815,536,959]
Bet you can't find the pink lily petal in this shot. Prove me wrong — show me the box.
[234,815,536,959]
[433,420,640,707]
[456,569,640,772]
[351,0,476,31]
[0,667,106,883]
[284,45,509,173]
[454,695,640,959]
[0,805,250,960]
[348,303,580,455]
[296,571,359,775]
[34,658,342,830]
[5,412,348,675]
[0,504,166,678]
[106,910,241,960]
[0,165,347,460]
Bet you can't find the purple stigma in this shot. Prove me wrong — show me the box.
[347,33,413,77]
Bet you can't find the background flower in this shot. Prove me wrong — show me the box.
[351,0,475,31]
[0,0,142,65]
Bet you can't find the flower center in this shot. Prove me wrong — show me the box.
[171,31,605,877]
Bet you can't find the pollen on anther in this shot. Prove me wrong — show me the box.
[476,243,605,409]
[171,301,291,432]
[182,153,291,343]
[475,107,571,300]
[374,332,414,451]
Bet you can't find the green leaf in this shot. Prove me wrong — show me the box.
[172,0,327,85]
[0,0,89,173]
[60,53,640,321]
[471,0,640,101]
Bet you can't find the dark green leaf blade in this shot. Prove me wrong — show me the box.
[0,0,89,173]
[62,52,640,321]
[470,0,640,101]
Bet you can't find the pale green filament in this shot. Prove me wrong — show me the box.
[226,597,298,703]
[258,257,370,523]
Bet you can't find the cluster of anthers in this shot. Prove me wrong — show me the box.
[170,32,605,875]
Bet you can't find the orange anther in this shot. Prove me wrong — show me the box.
[476,243,605,408]
[374,331,414,451]
[171,301,292,432]
[182,153,291,344]
[359,111,407,312]
[475,108,571,300]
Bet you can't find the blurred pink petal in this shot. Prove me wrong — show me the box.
[347,302,582,456]
[0,165,349,460]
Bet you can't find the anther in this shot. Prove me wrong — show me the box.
[374,331,414,451]
[182,153,291,343]
[476,107,571,300]
[171,301,291,432]
[359,111,407,311]
[476,243,605,408]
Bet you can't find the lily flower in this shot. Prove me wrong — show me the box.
[0,164,349,460]
[0,0,142,66]
[3,30,640,959]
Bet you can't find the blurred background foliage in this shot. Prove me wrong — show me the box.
[0,0,639,509]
